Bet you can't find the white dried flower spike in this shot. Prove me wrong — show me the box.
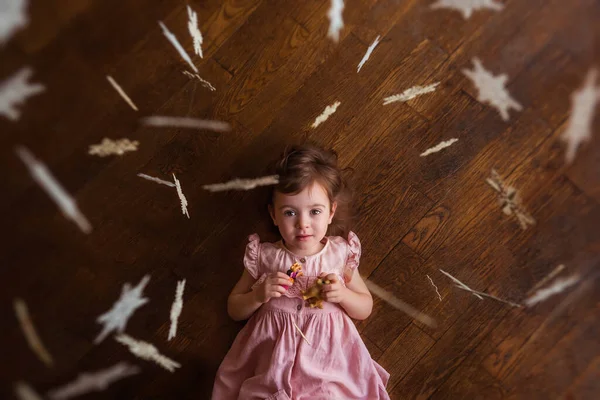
[383,82,439,105]
[357,36,381,73]
[137,173,176,187]
[439,269,522,307]
[463,58,522,121]
[311,101,341,128]
[293,320,311,345]
[16,146,92,234]
[159,21,198,73]
[14,298,53,367]
[173,174,190,218]
[88,138,139,157]
[430,0,504,19]
[561,68,600,164]
[106,75,138,111]
[115,334,181,372]
[94,275,150,344]
[168,279,186,341]
[486,169,535,230]
[182,71,216,91]
[14,381,43,400]
[142,116,230,131]
[0,0,28,45]
[327,0,344,42]
[420,138,459,157]
[47,362,140,400]
[202,175,279,192]
[186,5,203,58]
[426,274,443,301]
[525,275,581,307]
[0,67,45,121]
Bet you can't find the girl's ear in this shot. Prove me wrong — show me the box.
[268,204,277,226]
[329,201,338,224]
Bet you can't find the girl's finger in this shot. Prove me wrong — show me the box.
[271,291,282,298]
[275,285,287,294]
[276,277,294,286]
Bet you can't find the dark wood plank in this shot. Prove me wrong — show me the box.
[389,296,508,399]
[377,324,436,397]
[2,0,600,398]
[401,205,451,259]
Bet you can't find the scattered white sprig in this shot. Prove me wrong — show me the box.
[383,82,440,105]
[115,334,181,372]
[524,275,581,307]
[182,71,216,91]
[357,35,381,73]
[426,275,442,302]
[173,174,190,219]
[486,169,535,230]
[94,275,150,344]
[14,381,43,400]
[106,75,138,111]
[0,0,29,45]
[141,116,230,131]
[440,269,522,307]
[439,269,483,300]
[202,175,279,192]
[463,58,522,121]
[14,298,53,367]
[528,264,566,294]
[159,21,198,73]
[186,5,203,58]
[168,280,186,341]
[363,278,437,328]
[137,173,176,187]
[311,101,340,128]
[47,362,140,400]
[327,0,344,42]
[292,320,311,345]
[420,138,459,157]
[88,138,139,157]
[561,68,600,164]
[430,0,504,19]
[0,67,45,121]
[16,146,92,234]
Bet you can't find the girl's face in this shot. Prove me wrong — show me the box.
[269,182,337,257]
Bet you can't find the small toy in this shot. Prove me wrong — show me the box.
[282,262,303,290]
[301,278,331,309]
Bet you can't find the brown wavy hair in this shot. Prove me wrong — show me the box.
[267,143,355,238]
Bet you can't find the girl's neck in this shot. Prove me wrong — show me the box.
[282,239,326,257]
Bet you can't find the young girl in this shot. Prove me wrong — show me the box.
[212,144,390,399]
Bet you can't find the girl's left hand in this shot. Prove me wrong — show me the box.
[320,273,347,304]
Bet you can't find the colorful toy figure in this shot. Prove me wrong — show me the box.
[301,278,331,309]
[282,262,303,290]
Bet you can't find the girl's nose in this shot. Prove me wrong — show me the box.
[296,215,309,228]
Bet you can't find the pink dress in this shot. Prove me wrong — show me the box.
[212,232,390,400]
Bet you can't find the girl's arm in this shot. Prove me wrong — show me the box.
[340,269,373,320]
[227,269,263,321]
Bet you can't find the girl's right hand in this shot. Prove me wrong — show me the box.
[253,272,293,304]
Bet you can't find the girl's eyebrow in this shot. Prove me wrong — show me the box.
[279,203,326,210]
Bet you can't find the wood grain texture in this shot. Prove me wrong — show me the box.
[1,0,599,398]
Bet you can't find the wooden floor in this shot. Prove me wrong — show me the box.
[2,0,600,398]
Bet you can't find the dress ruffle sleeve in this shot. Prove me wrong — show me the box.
[344,231,361,282]
[243,234,261,279]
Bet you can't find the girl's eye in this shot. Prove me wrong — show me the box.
[284,210,296,217]
[311,209,322,215]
